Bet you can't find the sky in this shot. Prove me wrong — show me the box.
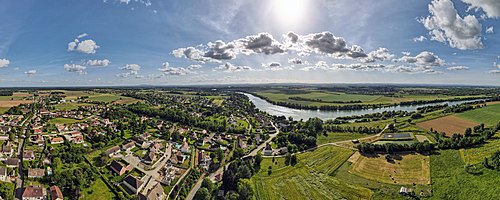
[0,0,499,86]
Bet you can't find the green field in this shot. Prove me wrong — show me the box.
[53,102,93,111]
[252,146,373,199]
[372,140,417,145]
[456,103,500,126]
[430,149,500,199]
[81,178,116,200]
[87,94,134,103]
[50,117,84,124]
[460,133,500,164]
[317,132,369,145]
[0,107,8,114]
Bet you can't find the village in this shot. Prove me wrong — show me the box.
[0,90,288,200]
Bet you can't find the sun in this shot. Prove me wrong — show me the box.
[273,0,308,27]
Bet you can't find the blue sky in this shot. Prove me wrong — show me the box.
[0,0,499,86]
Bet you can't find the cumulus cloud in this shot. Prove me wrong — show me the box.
[68,38,100,54]
[64,64,87,74]
[413,36,427,42]
[420,0,483,50]
[121,64,141,73]
[301,32,349,55]
[462,0,500,19]
[187,64,202,70]
[300,61,330,71]
[486,26,494,33]
[0,59,10,68]
[25,70,37,76]
[393,51,445,67]
[447,66,469,70]
[261,62,292,71]
[362,48,395,63]
[172,47,218,63]
[215,62,252,72]
[86,59,111,67]
[203,40,238,60]
[237,33,286,55]
[158,62,190,76]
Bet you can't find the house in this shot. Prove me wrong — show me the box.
[122,141,135,151]
[71,135,84,144]
[50,137,64,145]
[139,182,165,200]
[109,160,130,176]
[180,141,190,154]
[28,168,45,178]
[122,175,144,194]
[104,146,121,157]
[22,185,46,200]
[5,158,19,168]
[142,151,156,164]
[24,150,36,161]
[0,134,9,141]
[0,167,7,181]
[263,144,273,156]
[198,150,211,169]
[237,136,247,149]
[1,143,13,157]
[49,185,63,200]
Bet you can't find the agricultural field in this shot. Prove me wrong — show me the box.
[87,93,135,103]
[52,102,93,111]
[251,88,485,107]
[0,93,33,110]
[460,133,500,164]
[350,153,430,185]
[430,150,500,199]
[456,103,500,126]
[251,146,373,200]
[417,115,479,136]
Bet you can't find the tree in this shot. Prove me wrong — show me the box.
[216,148,224,162]
[285,153,291,165]
[465,128,472,137]
[194,188,211,200]
[237,179,253,200]
[490,151,500,170]
[290,154,298,166]
[201,178,214,192]
[254,153,263,171]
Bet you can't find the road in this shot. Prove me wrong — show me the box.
[187,120,280,200]
[15,104,34,199]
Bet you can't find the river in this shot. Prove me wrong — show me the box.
[242,93,484,120]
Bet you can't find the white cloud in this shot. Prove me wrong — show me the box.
[187,64,202,70]
[489,70,500,74]
[300,61,330,71]
[64,64,87,74]
[393,51,445,67]
[261,62,292,71]
[158,62,190,76]
[172,47,219,63]
[121,64,141,73]
[119,0,130,4]
[486,26,494,33]
[363,48,395,63]
[86,59,111,67]
[413,36,427,42]
[462,0,500,19]
[237,33,286,55]
[68,38,100,54]
[447,66,469,70]
[25,70,37,76]
[420,0,483,50]
[0,59,10,68]
[215,62,252,72]
[77,33,88,39]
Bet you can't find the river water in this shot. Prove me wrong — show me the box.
[242,93,483,120]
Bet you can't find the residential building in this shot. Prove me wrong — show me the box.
[49,185,63,200]
[109,160,129,176]
[122,175,144,194]
[104,146,121,157]
[28,168,45,178]
[22,185,46,200]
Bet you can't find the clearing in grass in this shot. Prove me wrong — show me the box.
[317,132,370,145]
[50,117,84,125]
[251,146,372,200]
[81,178,116,200]
[350,153,430,185]
[417,115,479,136]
